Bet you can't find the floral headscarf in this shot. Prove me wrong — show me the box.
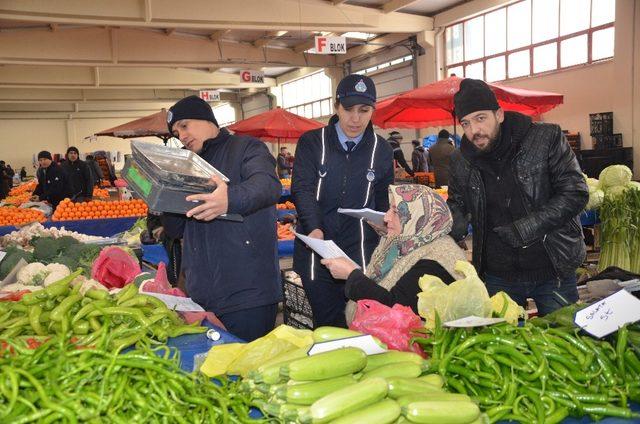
[366,184,453,282]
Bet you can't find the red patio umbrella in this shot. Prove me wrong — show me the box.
[94,109,171,143]
[228,107,324,145]
[372,76,564,130]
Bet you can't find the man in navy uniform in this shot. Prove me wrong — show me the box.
[292,75,394,327]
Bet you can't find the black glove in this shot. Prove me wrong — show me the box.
[493,225,523,248]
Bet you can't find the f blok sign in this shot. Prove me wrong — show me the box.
[314,36,347,54]
[240,70,265,83]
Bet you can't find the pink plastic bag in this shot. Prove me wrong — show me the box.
[91,246,141,289]
[349,299,424,354]
[140,262,226,329]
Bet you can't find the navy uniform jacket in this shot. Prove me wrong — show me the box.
[292,115,394,283]
[62,159,93,200]
[163,128,282,315]
[33,162,71,208]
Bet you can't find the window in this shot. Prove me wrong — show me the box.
[214,104,236,127]
[280,71,332,119]
[356,55,413,76]
[445,0,615,82]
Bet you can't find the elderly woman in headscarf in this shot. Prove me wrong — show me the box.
[321,184,466,323]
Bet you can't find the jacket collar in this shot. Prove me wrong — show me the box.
[327,114,376,147]
[200,127,231,155]
[460,111,532,164]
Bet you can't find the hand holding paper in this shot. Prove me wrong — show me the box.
[295,232,360,269]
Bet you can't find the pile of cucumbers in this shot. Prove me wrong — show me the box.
[243,327,485,424]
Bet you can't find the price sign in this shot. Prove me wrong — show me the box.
[574,290,640,338]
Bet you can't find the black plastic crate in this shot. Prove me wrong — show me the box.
[593,133,622,149]
[282,271,313,329]
[589,112,613,136]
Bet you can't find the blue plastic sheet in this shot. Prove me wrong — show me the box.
[0,217,138,237]
[141,243,169,265]
[278,239,294,257]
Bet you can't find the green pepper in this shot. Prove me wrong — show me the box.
[28,305,46,336]
[49,294,82,322]
[616,325,628,378]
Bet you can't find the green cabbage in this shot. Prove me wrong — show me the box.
[599,165,632,188]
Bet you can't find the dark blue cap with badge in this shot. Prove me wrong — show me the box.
[335,74,377,108]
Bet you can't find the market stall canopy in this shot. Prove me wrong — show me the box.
[372,76,564,129]
[94,109,171,140]
[227,107,324,143]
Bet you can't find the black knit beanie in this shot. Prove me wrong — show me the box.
[454,78,500,120]
[38,150,52,160]
[167,95,218,133]
[66,146,79,155]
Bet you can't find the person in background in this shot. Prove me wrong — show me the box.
[387,131,414,177]
[0,161,10,200]
[429,129,456,187]
[321,185,466,323]
[447,78,588,316]
[411,140,428,173]
[162,95,282,341]
[32,150,71,210]
[62,146,93,201]
[277,146,293,179]
[85,154,104,187]
[292,74,394,328]
[19,167,27,181]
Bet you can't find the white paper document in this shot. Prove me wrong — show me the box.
[574,289,640,338]
[294,232,360,268]
[338,208,386,227]
[143,292,205,312]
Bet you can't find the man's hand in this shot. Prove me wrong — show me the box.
[493,225,523,248]
[185,174,229,221]
[308,229,324,240]
[321,257,357,280]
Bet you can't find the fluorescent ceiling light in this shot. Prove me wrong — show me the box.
[342,32,375,40]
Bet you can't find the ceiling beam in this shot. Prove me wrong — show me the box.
[332,0,348,4]
[381,0,419,14]
[253,30,288,48]
[0,65,277,89]
[0,0,432,33]
[209,29,229,41]
[0,27,336,69]
[335,33,411,62]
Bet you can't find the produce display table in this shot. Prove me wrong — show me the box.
[0,216,138,237]
[167,322,243,372]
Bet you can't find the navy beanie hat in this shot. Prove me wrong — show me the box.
[167,95,219,133]
[38,150,52,160]
[454,78,500,120]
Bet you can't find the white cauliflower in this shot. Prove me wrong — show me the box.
[44,263,70,276]
[16,262,48,285]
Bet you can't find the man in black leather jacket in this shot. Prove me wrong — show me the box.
[447,79,588,315]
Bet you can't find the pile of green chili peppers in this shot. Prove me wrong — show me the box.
[413,320,640,423]
[0,330,261,423]
[0,272,206,350]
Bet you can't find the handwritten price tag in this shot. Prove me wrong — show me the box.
[574,290,640,338]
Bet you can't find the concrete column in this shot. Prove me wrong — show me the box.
[612,0,638,176]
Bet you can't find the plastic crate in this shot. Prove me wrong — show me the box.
[589,112,613,136]
[281,271,313,329]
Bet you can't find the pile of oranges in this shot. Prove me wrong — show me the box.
[52,199,148,221]
[276,201,295,210]
[8,180,37,197]
[3,193,31,207]
[93,187,110,198]
[0,207,46,226]
[277,222,295,240]
[280,178,291,188]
